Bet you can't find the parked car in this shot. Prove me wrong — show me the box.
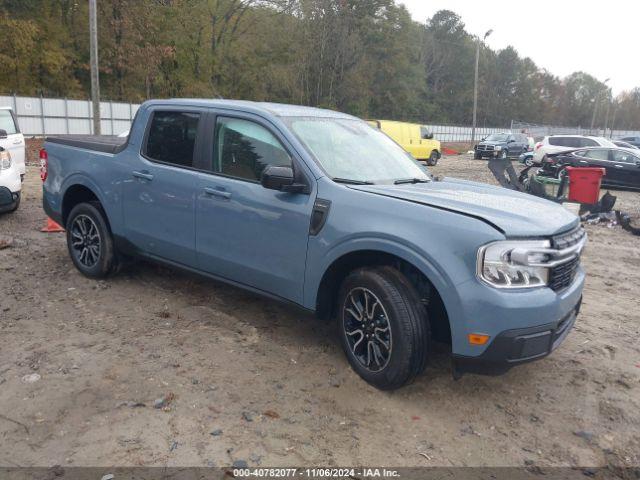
[0,146,21,213]
[533,135,616,165]
[0,107,26,182]
[367,120,441,166]
[619,136,640,148]
[42,99,585,390]
[539,147,640,190]
[613,140,639,150]
[473,132,529,160]
[519,151,535,166]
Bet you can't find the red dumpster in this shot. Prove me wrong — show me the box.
[566,167,605,204]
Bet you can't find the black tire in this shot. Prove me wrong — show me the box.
[427,150,439,166]
[66,202,118,278]
[337,266,429,390]
[7,192,20,213]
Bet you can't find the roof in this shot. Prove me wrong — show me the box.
[148,99,356,120]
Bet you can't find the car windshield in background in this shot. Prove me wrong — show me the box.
[286,117,429,184]
[485,133,509,142]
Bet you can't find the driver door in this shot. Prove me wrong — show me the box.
[195,112,316,304]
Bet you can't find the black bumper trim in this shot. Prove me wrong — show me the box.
[453,297,582,377]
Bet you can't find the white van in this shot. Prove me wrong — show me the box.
[0,107,26,181]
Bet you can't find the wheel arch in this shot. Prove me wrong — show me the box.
[61,179,108,228]
[315,249,452,344]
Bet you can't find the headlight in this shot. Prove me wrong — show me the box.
[477,240,551,289]
[494,145,502,151]
[0,150,11,170]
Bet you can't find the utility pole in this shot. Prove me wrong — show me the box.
[89,0,101,134]
[472,29,492,143]
[603,95,611,137]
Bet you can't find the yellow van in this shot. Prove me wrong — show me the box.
[367,120,441,165]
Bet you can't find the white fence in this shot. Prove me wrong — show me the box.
[3,94,640,141]
[0,94,140,136]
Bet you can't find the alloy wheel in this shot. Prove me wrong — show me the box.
[342,287,392,372]
[70,214,101,268]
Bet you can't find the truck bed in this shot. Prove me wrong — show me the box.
[45,135,128,154]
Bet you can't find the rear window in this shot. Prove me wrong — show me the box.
[0,110,18,134]
[144,111,201,168]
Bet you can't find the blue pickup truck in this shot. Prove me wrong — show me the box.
[42,99,586,390]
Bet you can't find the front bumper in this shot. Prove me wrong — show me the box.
[453,297,581,376]
[475,148,504,158]
[0,186,20,212]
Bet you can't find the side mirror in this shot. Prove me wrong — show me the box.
[422,132,434,140]
[0,129,7,139]
[261,165,307,193]
[508,139,516,143]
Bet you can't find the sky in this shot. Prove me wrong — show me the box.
[400,0,638,95]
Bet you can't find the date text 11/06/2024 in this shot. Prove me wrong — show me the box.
[233,468,401,478]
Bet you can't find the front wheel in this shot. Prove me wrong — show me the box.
[427,150,439,166]
[337,266,429,390]
[66,202,118,278]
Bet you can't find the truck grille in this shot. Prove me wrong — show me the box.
[477,144,494,152]
[549,256,580,291]
[551,226,585,249]
[548,227,585,292]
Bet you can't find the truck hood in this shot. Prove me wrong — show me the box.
[350,178,579,237]
[477,141,505,147]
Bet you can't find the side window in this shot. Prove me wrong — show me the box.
[583,149,609,160]
[579,138,598,147]
[0,110,18,134]
[145,111,201,167]
[573,150,587,157]
[612,150,638,164]
[214,117,292,182]
[549,137,568,147]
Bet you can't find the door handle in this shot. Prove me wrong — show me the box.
[614,164,624,168]
[204,187,231,199]
[578,160,588,164]
[132,170,154,181]
[12,139,22,145]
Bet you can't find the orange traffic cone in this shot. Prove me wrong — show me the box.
[41,217,65,233]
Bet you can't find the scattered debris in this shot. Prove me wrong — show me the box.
[242,411,254,422]
[263,410,280,419]
[210,429,223,436]
[116,401,146,408]
[582,211,617,227]
[232,460,248,468]
[0,236,13,250]
[21,373,41,383]
[616,211,640,236]
[101,474,114,480]
[169,440,178,452]
[153,392,175,410]
[573,430,595,442]
[418,452,431,461]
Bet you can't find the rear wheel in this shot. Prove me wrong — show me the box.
[66,202,118,278]
[337,266,429,390]
[427,150,439,166]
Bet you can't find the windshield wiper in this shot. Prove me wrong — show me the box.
[393,177,430,185]
[332,177,375,185]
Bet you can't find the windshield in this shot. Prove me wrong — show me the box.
[485,133,509,142]
[285,117,429,184]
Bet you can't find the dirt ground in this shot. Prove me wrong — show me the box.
[1,144,639,469]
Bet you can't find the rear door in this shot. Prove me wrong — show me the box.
[195,112,315,304]
[122,108,206,267]
[609,149,640,188]
[0,109,25,177]
[578,148,616,183]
